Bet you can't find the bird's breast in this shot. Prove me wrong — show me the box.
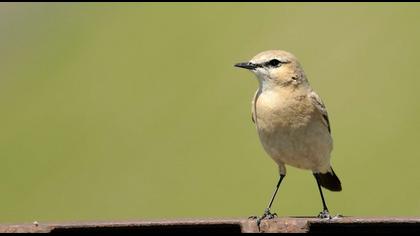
[254,89,315,132]
[252,88,332,171]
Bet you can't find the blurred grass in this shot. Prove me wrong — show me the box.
[0,3,419,223]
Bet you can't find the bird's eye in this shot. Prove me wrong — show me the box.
[267,59,281,67]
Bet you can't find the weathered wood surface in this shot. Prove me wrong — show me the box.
[1,217,419,233]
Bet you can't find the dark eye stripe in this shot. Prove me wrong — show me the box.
[252,59,290,68]
[263,59,289,68]
[268,59,281,67]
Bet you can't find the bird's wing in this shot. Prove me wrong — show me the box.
[309,90,331,134]
[251,90,260,124]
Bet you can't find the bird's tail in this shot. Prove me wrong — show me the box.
[314,167,342,192]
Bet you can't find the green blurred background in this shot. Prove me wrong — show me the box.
[1,3,419,223]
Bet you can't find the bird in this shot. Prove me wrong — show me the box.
[234,50,342,225]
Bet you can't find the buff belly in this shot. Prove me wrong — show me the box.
[257,120,332,173]
[254,89,333,173]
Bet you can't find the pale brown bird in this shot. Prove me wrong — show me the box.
[235,50,342,224]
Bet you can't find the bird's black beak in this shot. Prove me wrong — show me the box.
[234,62,258,70]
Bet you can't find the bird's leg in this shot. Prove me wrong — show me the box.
[314,174,331,219]
[251,174,285,228]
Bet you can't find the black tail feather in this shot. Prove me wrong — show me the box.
[314,168,342,192]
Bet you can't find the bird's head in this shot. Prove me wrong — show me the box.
[235,50,308,89]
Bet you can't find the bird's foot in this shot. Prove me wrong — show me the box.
[253,208,278,231]
[317,209,332,219]
[260,208,278,220]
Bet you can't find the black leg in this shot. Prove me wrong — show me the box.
[314,174,331,219]
[253,174,285,229]
[266,174,285,211]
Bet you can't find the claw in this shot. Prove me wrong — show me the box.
[253,208,278,231]
[318,209,332,219]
